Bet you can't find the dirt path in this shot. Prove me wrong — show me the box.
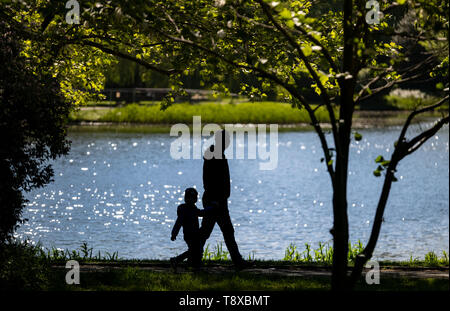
[53,263,449,279]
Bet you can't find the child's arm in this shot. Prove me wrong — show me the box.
[171,217,181,241]
[171,206,183,240]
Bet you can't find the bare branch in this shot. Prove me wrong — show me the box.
[405,114,449,155]
[398,95,449,145]
[354,66,393,102]
[356,55,436,103]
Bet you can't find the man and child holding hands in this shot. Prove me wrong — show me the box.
[170,130,250,270]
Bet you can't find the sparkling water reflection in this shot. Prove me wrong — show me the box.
[16,124,449,260]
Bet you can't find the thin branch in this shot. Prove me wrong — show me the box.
[405,114,449,155]
[398,95,449,145]
[71,40,179,76]
[256,0,340,154]
[356,54,435,103]
[354,66,393,102]
[357,71,430,103]
[164,11,182,34]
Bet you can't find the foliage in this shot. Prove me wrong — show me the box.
[423,251,449,266]
[283,241,364,264]
[0,240,50,290]
[202,242,230,261]
[41,242,119,262]
[0,21,72,241]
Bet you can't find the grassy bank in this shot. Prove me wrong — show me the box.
[69,98,446,133]
[1,241,448,291]
[2,241,448,291]
[47,267,448,291]
[70,101,330,124]
[34,241,450,268]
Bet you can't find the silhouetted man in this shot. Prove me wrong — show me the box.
[200,129,248,268]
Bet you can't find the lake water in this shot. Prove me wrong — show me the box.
[16,123,449,261]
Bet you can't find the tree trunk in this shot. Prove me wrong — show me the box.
[331,182,350,290]
[331,0,355,290]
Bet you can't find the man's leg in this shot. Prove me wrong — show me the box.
[199,213,216,250]
[199,197,218,252]
[216,201,244,264]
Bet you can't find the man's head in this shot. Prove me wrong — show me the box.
[214,129,230,153]
[184,187,198,204]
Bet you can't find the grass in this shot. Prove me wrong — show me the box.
[2,241,448,290]
[47,267,449,291]
[49,267,331,291]
[70,101,330,124]
[35,241,449,268]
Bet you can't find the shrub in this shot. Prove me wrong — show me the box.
[0,240,50,290]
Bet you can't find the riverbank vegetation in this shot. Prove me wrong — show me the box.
[70,101,330,124]
[2,241,448,290]
[69,94,446,126]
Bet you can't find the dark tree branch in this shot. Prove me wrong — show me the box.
[256,0,340,155]
[356,55,436,103]
[398,96,449,145]
[404,114,449,156]
[70,40,180,76]
[349,95,449,288]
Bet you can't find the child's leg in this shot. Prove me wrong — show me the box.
[186,239,202,268]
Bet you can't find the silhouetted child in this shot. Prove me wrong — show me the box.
[170,188,205,269]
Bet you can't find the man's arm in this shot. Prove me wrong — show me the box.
[203,158,212,193]
[196,208,206,217]
[223,159,230,199]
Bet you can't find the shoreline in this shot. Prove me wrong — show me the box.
[68,110,444,133]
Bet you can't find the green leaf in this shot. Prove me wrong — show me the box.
[354,132,362,141]
[375,155,384,163]
[279,8,292,19]
[301,44,312,57]
[373,170,381,177]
